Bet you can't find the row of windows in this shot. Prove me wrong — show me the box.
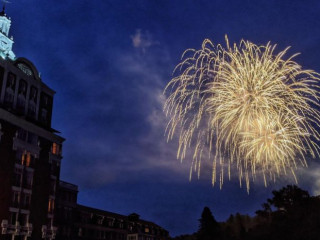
[16,128,38,145]
[4,73,38,118]
[13,166,33,189]
[2,71,53,126]
[15,148,35,167]
[9,212,29,226]
[59,190,77,203]
[77,227,126,240]
[76,213,166,236]
[11,190,31,209]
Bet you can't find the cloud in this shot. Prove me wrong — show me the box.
[296,161,320,196]
[58,35,196,189]
[131,29,158,53]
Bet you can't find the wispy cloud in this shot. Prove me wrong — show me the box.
[59,31,195,189]
[131,29,158,53]
[296,161,320,196]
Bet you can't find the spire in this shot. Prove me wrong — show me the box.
[0,0,14,60]
[0,4,5,17]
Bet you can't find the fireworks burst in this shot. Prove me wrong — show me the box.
[164,36,320,192]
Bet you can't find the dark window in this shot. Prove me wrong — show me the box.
[19,213,28,226]
[28,86,37,119]
[0,66,4,96]
[13,167,22,187]
[39,92,53,126]
[10,212,17,225]
[23,171,33,189]
[12,191,20,208]
[27,132,37,145]
[4,72,16,108]
[17,128,27,141]
[23,193,31,209]
[16,79,27,114]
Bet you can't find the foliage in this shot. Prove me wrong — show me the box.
[197,207,220,240]
[174,185,320,240]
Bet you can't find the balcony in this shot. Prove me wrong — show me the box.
[11,201,19,208]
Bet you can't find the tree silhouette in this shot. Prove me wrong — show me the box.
[267,185,309,211]
[197,207,220,240]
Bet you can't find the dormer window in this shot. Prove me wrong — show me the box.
[17,63,33,77]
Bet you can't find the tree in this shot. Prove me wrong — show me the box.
[197,207,220,240]
[267,185,309,212]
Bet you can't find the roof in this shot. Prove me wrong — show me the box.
[77,204,166,229]
[59,180,79,192]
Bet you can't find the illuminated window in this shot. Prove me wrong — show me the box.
[19,150,33,167]
[25,152,31,167]
[52,143,61,155]
[145,228,149,233]
[48,199,54,213]
[52,143,57,154]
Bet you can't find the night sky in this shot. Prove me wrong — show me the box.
[6,0,320,236]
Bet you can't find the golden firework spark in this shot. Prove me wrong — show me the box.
[164,36,320,192]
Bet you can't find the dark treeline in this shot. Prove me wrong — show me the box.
[172,185,320,240]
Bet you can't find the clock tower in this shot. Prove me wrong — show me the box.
[0,6,15,60]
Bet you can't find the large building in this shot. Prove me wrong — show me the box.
[0,6,64,240]
[0,7,169,240]
[55,181,169,240]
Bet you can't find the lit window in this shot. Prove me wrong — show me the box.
[26,152,31,167]
[48,199,54,213]
[20,150,25,165]
[52,143,60,155]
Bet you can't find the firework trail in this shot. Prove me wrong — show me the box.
[164,36,320,192]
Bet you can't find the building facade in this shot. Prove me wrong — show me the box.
[0,7,64,240]
[55,181,169,240]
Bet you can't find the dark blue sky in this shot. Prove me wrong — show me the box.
[7,0,320,236]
